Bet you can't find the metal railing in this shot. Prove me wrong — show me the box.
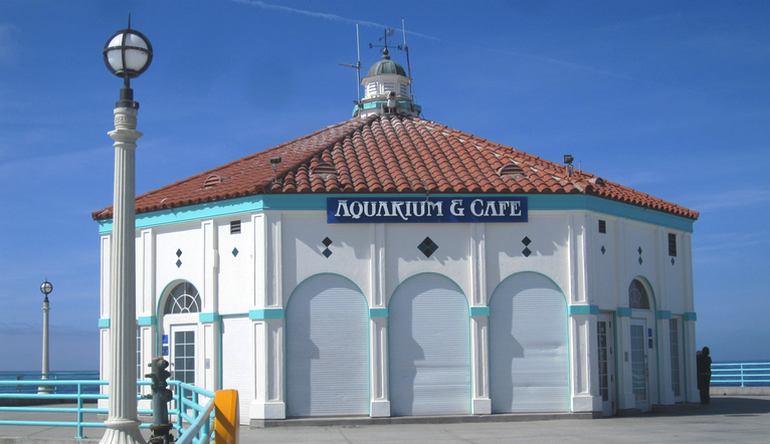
[0,379,215,441]
[711,361,770,387]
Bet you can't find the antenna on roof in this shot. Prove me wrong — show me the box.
[398,17,414,98]
[338,24,362,106]
[368,27,395,55]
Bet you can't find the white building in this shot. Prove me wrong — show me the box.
[93,49,699,424]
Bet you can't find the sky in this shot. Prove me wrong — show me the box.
[0,0,768,371]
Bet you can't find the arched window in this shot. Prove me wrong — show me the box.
[629,279,650,309]
[164,282,201,314]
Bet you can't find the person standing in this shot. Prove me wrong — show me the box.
[696,346,712,404]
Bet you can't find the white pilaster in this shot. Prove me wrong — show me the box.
[471,316,491,414]
[570,314,601,412]
[368,223,390,417]
[369,317,390,417]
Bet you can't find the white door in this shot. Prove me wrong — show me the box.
[489,273,569,412]
[630,319,650,411]
[170,324,197,385]
[597,314,616,416]
[285,275,369,417]
[389,274,470,416]
[222,317,254,424]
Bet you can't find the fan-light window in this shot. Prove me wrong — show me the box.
[165,282,202,314]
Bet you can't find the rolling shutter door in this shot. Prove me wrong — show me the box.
[490,272,569,412]
[389,274,471,416]
[221,317,254,425]
[286,275,369,417]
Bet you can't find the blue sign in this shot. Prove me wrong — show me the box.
[327,197,528,224]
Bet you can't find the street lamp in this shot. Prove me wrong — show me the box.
[38,280,53,394]
[100,18,153,444]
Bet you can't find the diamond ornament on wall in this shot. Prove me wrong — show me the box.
[176,249,183,257]
[175,259,182,268]
[601,245,606,255]
[521,236,531,246]
[418,237,439,258]
[522,247,532,257]
[232,247,239,257]
[322,237,332,247]
[322,248,332,258]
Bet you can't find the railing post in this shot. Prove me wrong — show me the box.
[76,382,84,439]
[177,383,184,433]
[192,391,199,439]
[740,363,745,388]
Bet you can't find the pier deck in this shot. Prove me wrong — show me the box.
[0,395,769,443]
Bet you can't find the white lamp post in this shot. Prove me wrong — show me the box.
[100,19,153,444]
[38,280,53,394]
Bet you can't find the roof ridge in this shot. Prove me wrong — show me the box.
[265,116,376,193]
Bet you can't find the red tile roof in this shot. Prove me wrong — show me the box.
[92,114,698,220]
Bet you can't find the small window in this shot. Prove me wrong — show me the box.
[230,220,241,234]
[668,233,677,257]
[598,220,606,234]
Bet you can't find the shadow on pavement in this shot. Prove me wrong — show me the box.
[652,396,770,417]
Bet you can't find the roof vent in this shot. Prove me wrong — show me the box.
[498,162,525,178]
[311,161,337,179]
[589,177,606,186]
[203,174,222,189]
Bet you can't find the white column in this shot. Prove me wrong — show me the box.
[100,105,144,444]
[38,297,51,394]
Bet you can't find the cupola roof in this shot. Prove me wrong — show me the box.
[366,48,407,77]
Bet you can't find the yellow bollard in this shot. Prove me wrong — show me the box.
[214,389,239,444]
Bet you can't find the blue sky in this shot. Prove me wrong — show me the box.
[0,1,768,370]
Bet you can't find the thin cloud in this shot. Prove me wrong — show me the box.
[231,0,636,81]
[687,188,770,212]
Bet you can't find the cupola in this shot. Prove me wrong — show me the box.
[354,47,421,118]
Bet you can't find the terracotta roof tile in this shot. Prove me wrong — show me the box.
[93,114,698,220]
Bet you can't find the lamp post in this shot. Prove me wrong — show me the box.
[100,19,153,444]
[38,280,53,394]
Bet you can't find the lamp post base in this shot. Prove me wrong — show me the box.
[100,418,146,444]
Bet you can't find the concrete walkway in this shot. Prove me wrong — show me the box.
[1,396,769,443]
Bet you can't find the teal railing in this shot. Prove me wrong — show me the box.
[0,379,215,442]
[711,361,770,387]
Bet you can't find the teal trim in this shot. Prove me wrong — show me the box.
[199,312,220,324]
[469,306,490,317]
[616,307,632,317]
[568,305,600,316]
[97,192,695,234]
[656,310,672,320]
[98,195,264,234]
[248,308,285,320]
[683,312,697,321]
[97,318,110,329]
[368,307,389,318]
[137,316,155,327]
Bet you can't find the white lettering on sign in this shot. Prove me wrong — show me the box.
[328,197,528,223]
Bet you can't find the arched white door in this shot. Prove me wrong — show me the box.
[161,281,202,385]
[389,274,470,416]
[489,272,569,412]
[285,275,369,417]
